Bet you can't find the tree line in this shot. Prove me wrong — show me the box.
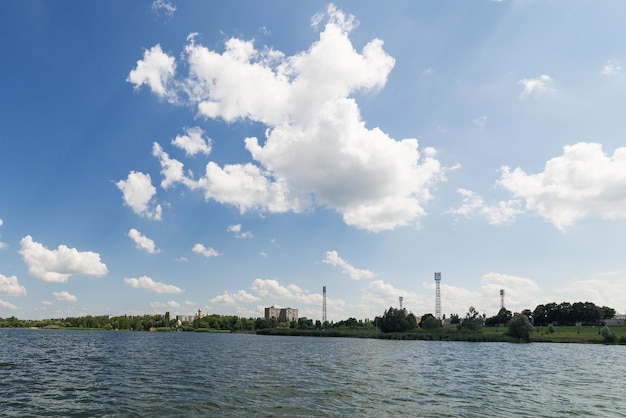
[0,300,617,333]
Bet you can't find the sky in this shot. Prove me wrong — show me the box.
[1,0,626,322]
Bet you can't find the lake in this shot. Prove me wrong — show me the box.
[0,329,624,417]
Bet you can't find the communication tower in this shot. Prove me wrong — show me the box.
[399,296,403,310]
[500,289,505,309]
[322,286,327,330]
[435,272,442,319]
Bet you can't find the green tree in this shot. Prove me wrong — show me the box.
[419,313,442,329]
[600,306,616,320]
[376,307,417,333]
[458,306,482,331]
[506,313,533,342]
[485,308,512,326]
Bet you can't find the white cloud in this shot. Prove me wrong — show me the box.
[419,272,542,318]
[518,74,556,97]
[133,5,445,231]
[356,280,424,319]
[0,299,17,309]
[150,300,180,309]
[498,142,626,230]
[171,126,212,156]
[473,115,487,127]
[0,274,26,296]
[128,228,158,253]
[227,224,254,239]
[554,276,626,311]
[192,243,220,257]
[449,188,523,225]
[116,171,162,220]
[251,278,324,305]
[152,143,191,190]
[323,250,375,280]
[19,236,108,283]
[124,275,183,294]
[152,0,176,17]
[127,44,176,99]
[0,218,5,249]
[53,291,77,302]
[601,59,621,75]
[211,290,261,305]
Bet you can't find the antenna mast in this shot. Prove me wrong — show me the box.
[435,272,442,319]
[322,286,327,330]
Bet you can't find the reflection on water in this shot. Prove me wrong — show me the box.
[0,329,624,417]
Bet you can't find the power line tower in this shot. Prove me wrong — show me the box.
[434,272,442,319]
[399,296,403,310]
[322,286,327,330]
[500,289,505,309]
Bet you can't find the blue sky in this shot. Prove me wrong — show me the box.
[1,0,625,321]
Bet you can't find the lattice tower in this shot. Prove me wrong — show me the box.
[322,286,327,330]
[435,272,442,319]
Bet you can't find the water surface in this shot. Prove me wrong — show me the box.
[0,329,623,417]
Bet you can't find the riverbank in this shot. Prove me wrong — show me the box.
[257,325,626,344]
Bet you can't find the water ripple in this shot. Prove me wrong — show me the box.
[0,330,624,416]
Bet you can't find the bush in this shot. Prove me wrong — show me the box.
[600,326,617,343]
[506,314,533,342]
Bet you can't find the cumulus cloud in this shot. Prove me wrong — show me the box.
[601,59,621,75]
[323,250,375,280]
[19,236,108,283]
[192,243,220,257]
[449,188,523,225]
[554,276,626,311]
[150,300,180,309]
[53,291,77,302]
[127,44,176,99]
[0,274,27,296]
[128,228,158,253]
[171,126,212,156]
[518,74,556,97]
[116,171,162,220]
[419,272,542,318]
[359,280,423,316]
[227,224,254,239]
[0,299,17,309]
[124,275,183,294]
[211,290,261,305]
[251,278,323,305]
[130,5,445,231]
[498,142,626,230]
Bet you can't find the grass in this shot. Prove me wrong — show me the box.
[258,325,626,344]
[483,325,626,344]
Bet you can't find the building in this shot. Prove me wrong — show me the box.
[264,306,298,322]
[176,309,205,324]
